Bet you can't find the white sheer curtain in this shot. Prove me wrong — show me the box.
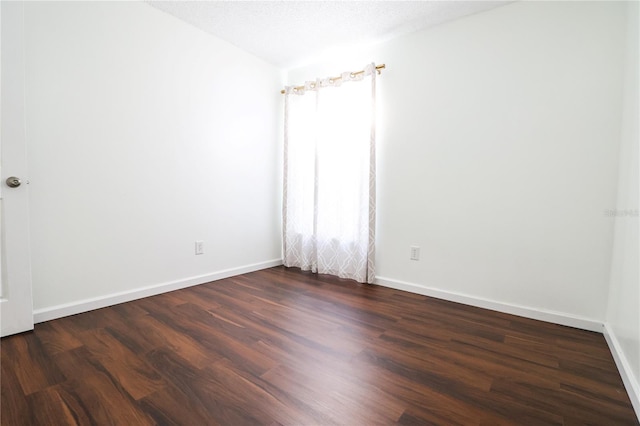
[283,63,376,283]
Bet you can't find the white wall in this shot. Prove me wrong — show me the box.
[23,2,283,313]
[606,1,640,413]
[287,1,627,325]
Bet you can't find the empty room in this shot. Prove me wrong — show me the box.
[1,0,638,424]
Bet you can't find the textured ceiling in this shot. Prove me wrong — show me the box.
[147,1,511,69]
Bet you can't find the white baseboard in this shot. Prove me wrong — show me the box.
[603,323,640,419]
[33,259,283,324]
[374,276,603,332]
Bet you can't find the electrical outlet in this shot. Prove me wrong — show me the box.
[195,240,204,255]
[410,246,420,261]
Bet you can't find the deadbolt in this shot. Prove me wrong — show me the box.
[6,177,22,188]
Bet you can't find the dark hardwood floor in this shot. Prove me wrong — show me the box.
[2,266,637,425]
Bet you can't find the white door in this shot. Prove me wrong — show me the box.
[1,1,34,337]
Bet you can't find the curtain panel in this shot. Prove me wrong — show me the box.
[283,63,377,284]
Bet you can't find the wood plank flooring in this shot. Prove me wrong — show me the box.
[2,266,638,425]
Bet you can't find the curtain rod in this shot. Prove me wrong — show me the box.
[280,64,386,94]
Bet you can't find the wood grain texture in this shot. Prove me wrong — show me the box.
[2,266,637,425]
